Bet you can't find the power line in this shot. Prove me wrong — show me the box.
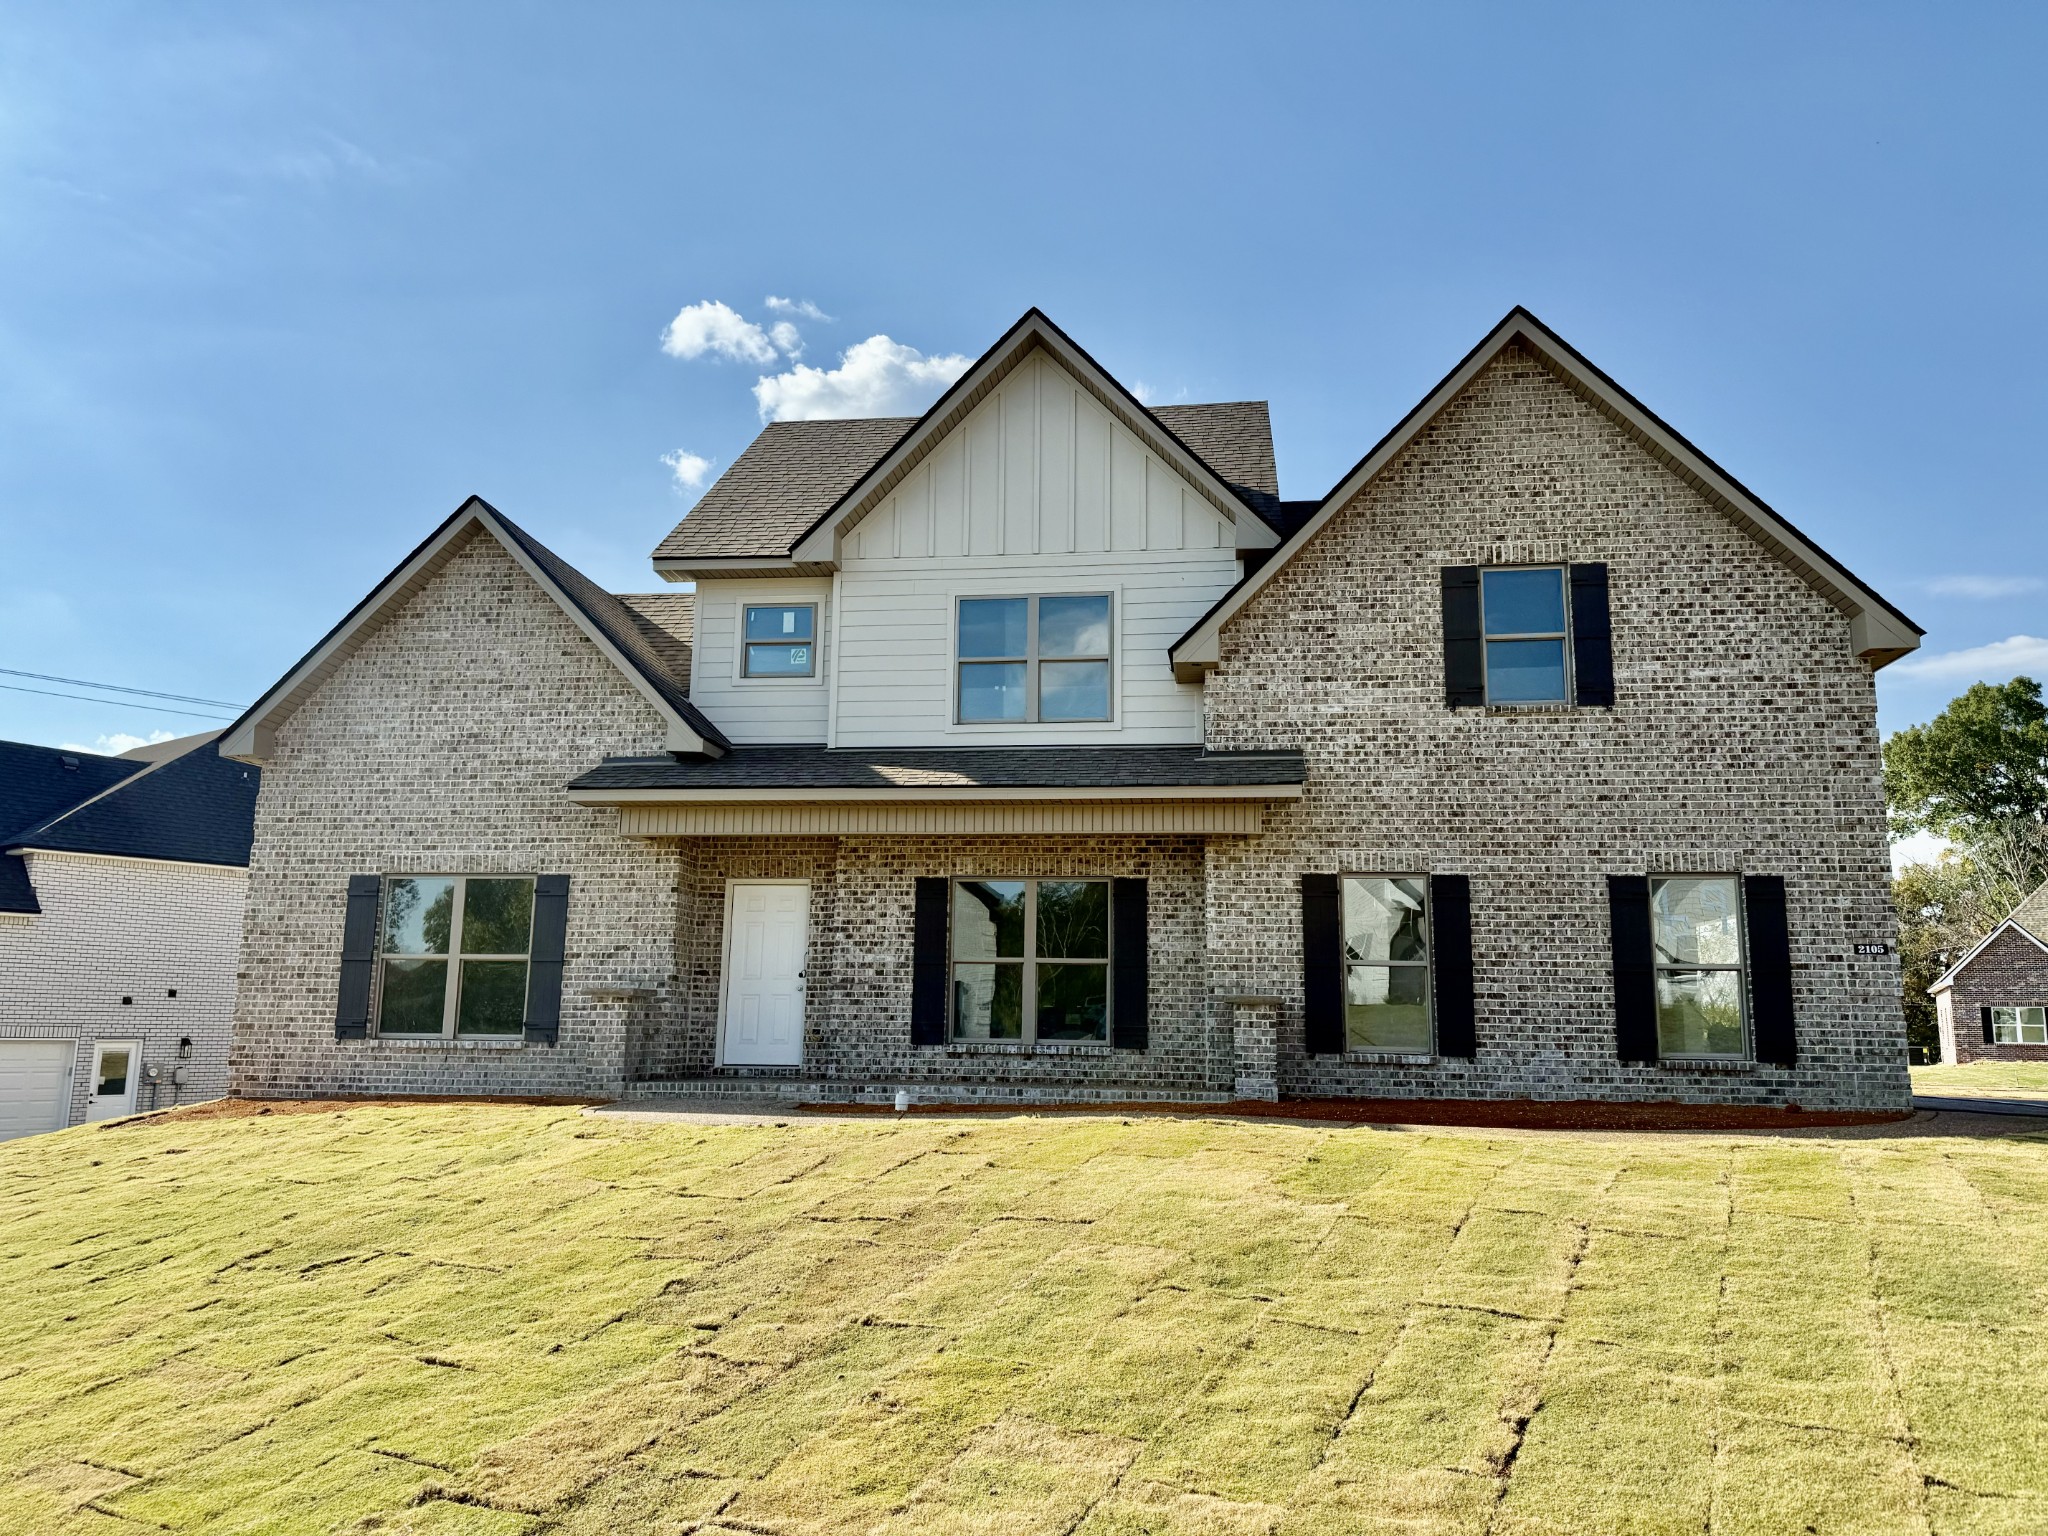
[0,667,246,710]
[0,683,238,722]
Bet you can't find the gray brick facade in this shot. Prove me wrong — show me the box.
[1935,924,2048,1064]
[230,344,1911,1112]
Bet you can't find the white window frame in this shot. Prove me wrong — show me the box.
[1650,873,1750,1061]
[948,877,1112,1044]
[1992,1006,2048,1045]
[952,593,1115,726]
[1479,564,1574,707]
[739,602,819,680]
[374,874,536,1040]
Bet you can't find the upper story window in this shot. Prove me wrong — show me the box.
[956,594,1111,723]
[742,604,817,678]
[1481,567,1569,704]
[378,875,534,1038]
[1650,875,1746,1058]
[1442,562,1612,710]
[1342,876,1432,1052]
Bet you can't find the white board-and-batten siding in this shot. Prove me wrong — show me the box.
[688,578,833,744]
[828,353,1240,749]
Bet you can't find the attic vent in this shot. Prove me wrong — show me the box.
[60,755,79,769]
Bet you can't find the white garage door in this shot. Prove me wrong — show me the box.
[0,1040,75,1142]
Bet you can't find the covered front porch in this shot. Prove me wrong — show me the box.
[563,745,1307,1105]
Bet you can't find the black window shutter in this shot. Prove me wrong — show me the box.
[1302,873,1344,1054]
[1744,874,1796,1067]
[1431,874,1477,1058]
[911,877,949,1046]
[1608,875,1657,1063]
[1442,566,1485,708]
[1569,563,1614,707]
[1111,878,1149,1050]
[524,875,571,1046]
[335,875,380,1041]
[1982,1005,1996,1044]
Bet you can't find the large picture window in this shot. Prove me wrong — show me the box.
[951,878,1109,1042]
[1342,876,1432,1051]
[742,604,817,678]
[1650,876,1747,1058]
[378,875,535,1037]
[956,594,1111,723]
[1481,566,1571,704]
[1992,1007,2048,1045]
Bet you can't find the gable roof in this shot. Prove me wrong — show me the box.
[0,741,146,914]
[1169,306,1924,680]
[651,309,1285,578]
[653,417,917,565]
[219,497,730,764]
[9,733,259,870]
[2009,878,2048,944]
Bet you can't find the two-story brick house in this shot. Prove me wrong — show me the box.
[221,307,1922,1110]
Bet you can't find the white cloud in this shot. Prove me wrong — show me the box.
[752,334,973,422]
[765,296,831,321]
[660,449,714,491]
[659,300,781,365]
[1132,379,1187,407]
[1926,574,2046,600]
[1888,634,2048,683]
[58,730,175,757]
[768,320,803,357]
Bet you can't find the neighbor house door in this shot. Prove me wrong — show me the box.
[85,1040,141,1122]
[721,880,809,1066]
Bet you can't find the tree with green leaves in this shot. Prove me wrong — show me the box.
[1885,677,2048,918]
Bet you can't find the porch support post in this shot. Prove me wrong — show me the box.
[1221,994,1281,1102]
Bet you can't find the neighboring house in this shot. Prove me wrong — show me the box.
[221,307,1922,1111]
[1928,880,2048,1063]
[0,733,260,1139]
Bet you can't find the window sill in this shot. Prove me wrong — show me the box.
[941,1040,1115,1058]
[1656,1056,1753,1074]
[368,1035,526,1051]
[1341,1051,1438,1066]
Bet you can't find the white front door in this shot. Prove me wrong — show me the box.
[86,1040,141,1122]
[0,1040,74,1141]
[721,881,809,1066]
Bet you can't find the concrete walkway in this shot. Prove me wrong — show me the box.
[1914,1094,2048,1118]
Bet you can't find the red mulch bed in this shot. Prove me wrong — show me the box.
[805,1097,1910,1131]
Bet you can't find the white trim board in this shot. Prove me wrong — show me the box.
[1927,918,2048,995]
[219,498,722,763]
[1170,306,1923,681]
[789,311,1279,567]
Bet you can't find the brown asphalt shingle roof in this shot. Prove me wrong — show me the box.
[651,402,1282,562]
[617,592,695,685]
[2011,879,2048,943]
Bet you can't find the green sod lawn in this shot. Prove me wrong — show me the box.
[1913,1061,2048,1097]
[4,1102,2047,1535]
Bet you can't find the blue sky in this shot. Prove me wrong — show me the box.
[2,1,2043,760]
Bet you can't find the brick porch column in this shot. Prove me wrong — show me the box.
[1220,994,1281,1102]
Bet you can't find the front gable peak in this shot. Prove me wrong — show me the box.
[220,497,729,764]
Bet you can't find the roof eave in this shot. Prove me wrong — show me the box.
[221,498,726,765]
[1168,306,1924,675]
[566,782,1305,808]
[787,309,1272,566]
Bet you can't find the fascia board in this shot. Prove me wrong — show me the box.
[1170,308,1924,674]
[789,312,1265,565]
[221,501,715,764]
[566,781,1305,807]
[1927,918,2048,994]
